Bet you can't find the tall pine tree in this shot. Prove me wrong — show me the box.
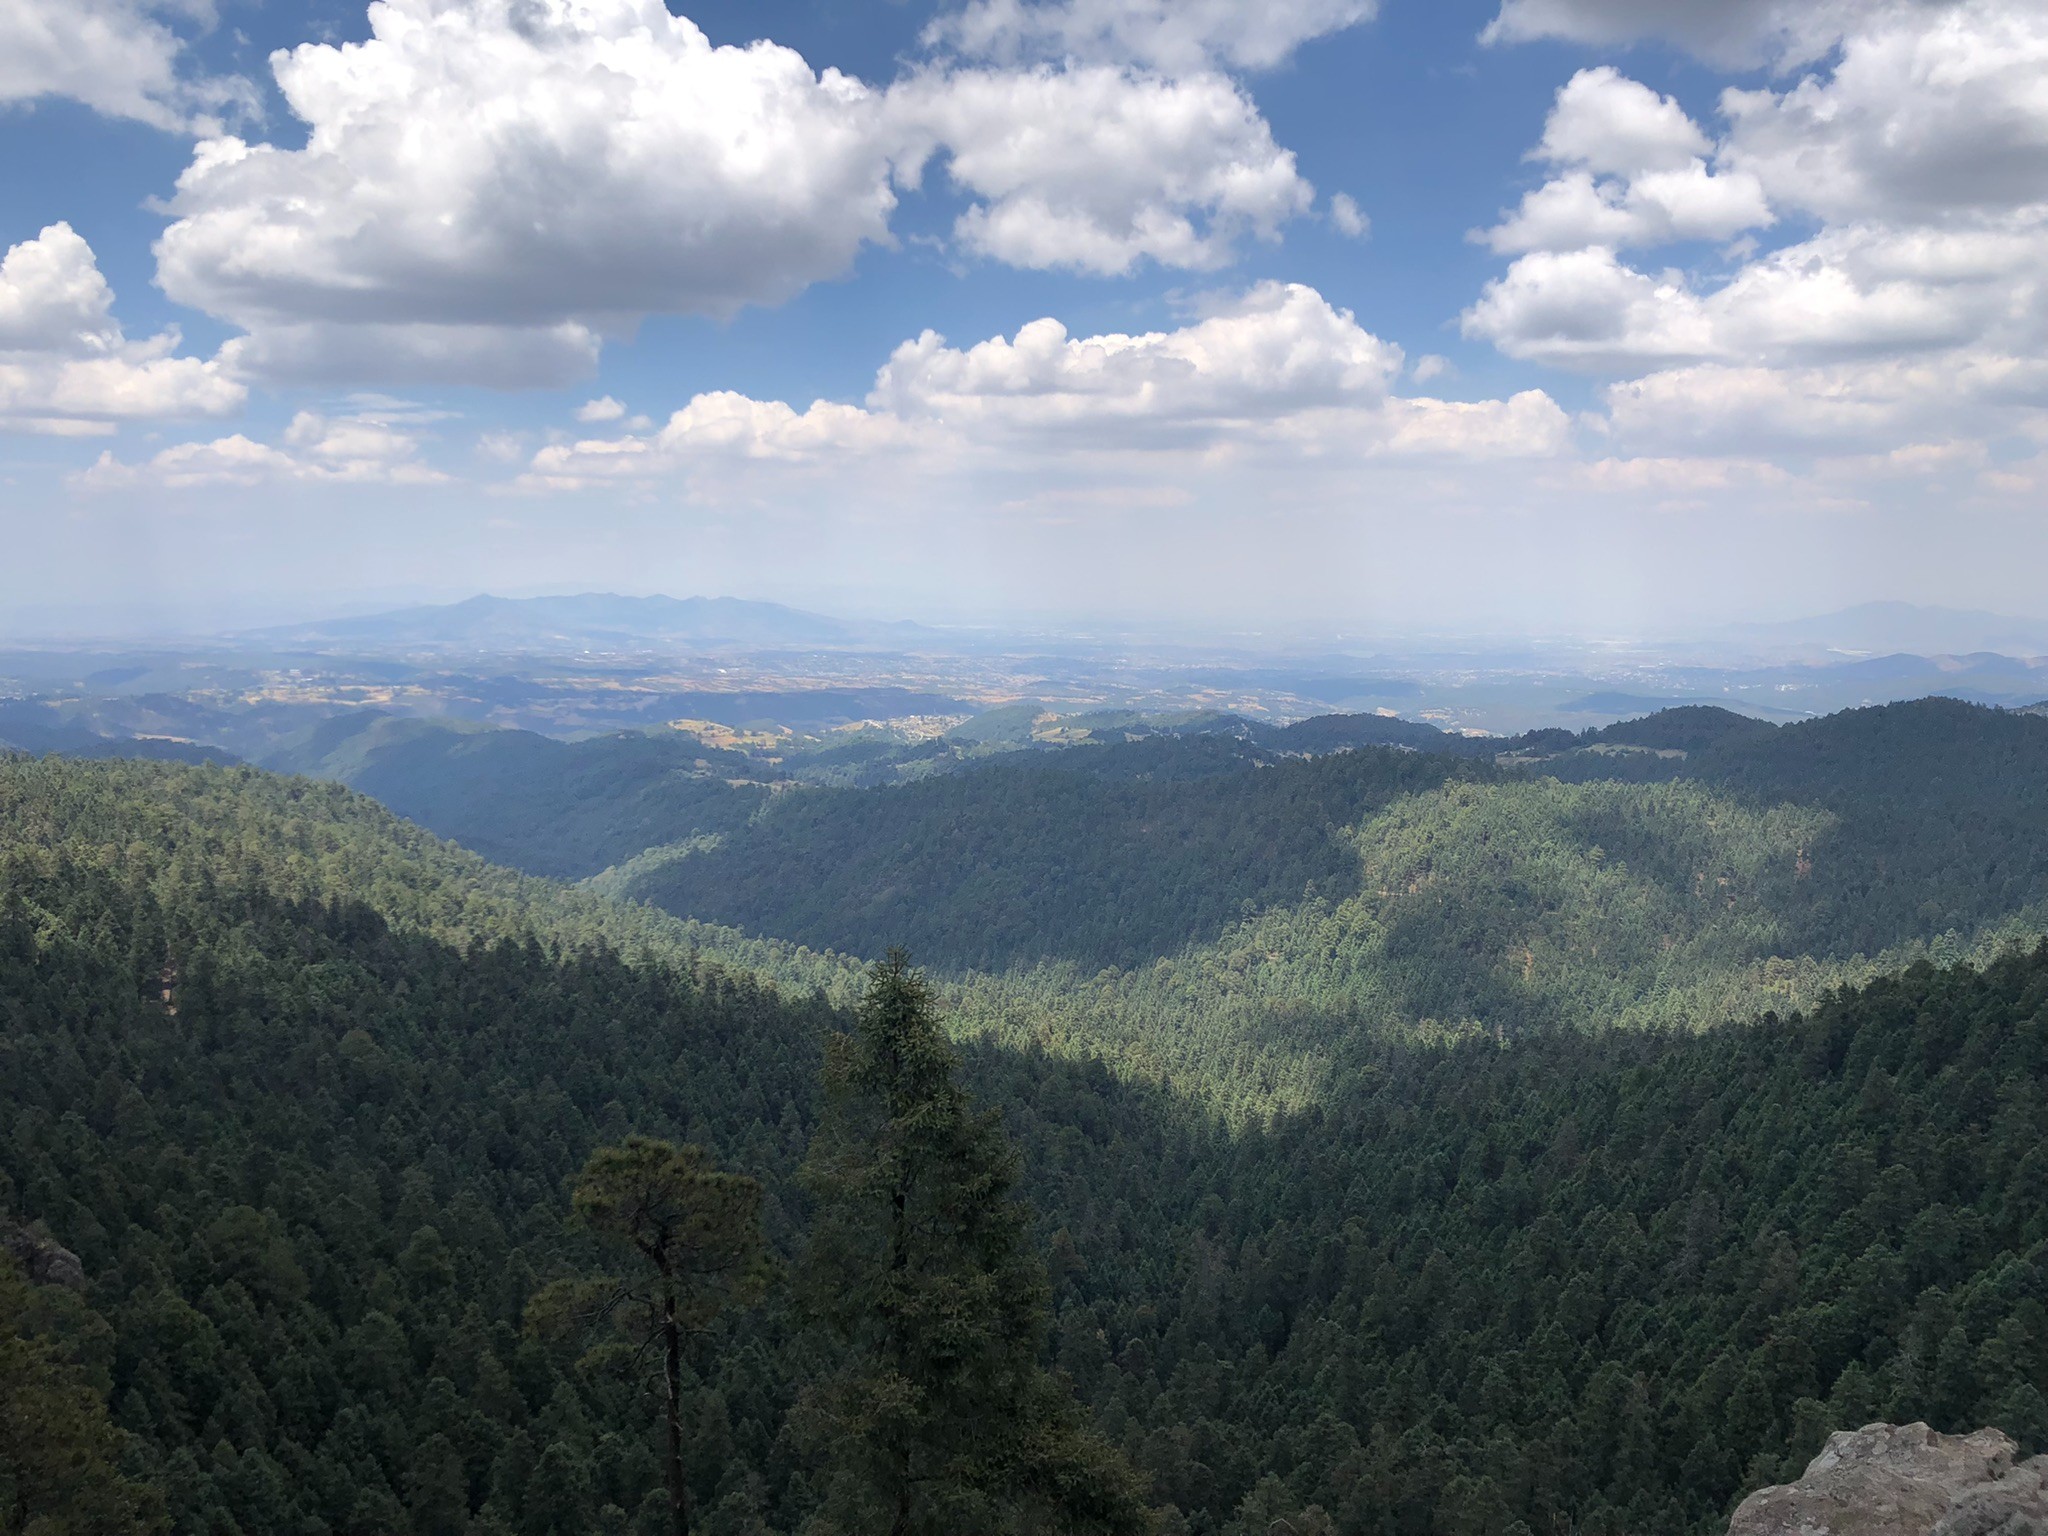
[0,1252,163,1536]
[795,950,1153,1536]
[527,1139,772,1536]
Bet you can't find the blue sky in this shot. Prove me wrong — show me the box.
[3,0,2045,636]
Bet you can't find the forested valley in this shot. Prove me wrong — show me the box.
[4,750,2047,1536]
[275,696,2048,1119]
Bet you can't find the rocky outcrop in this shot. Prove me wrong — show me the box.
[0,1220,85,1290]
[1936,1457,2048,1536]
[1728,1423,2048,1536]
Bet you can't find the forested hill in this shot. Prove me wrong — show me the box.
[3,754,2045,1536]
[214,697,2048,1103]
[621,738,1495,973]
[599,699,2048,1048]
[264,712,774,881]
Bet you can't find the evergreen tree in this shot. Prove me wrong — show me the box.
[795,950,1152,1536]
[529,1139,772,1536]
[0,1254,162,1535]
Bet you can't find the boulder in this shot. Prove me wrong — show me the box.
[1935,1456,2048,1536]
[0,1221,86,1290]
[1728,1423,2048,1536]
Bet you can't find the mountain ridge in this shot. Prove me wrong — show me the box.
[243,591,940,652]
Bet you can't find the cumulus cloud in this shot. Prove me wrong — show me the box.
[0,0,251,130]
[1472,1,2048,466]
[888,66,1311,275]
[1537,66,1708,174]
[79,408,448,488]
[149,0,1319,383]
[218,320,603,390]
[575,396,627,424]
[521,393,924,489]
[1480,70,1770,254]
[0,223,242,435]
[924,0,1375,72]
[1569,454,1791,493]
[518,282,1567,490]
[155,0,898,387]
[1463,248,1716,369]
[0,222,120,354]
[1597,352,2048,457]
[1479,0,1903,69]
[1598,362,1948,456]
[1469,216,2048,371]
[1330,193,1370,239]
[1374,392,1573,458]
[1718,0,2048,222]
[871,281,1401,431]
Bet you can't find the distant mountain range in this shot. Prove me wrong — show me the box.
[1725,601,2048,657]
[261,594,2048,662]
[249,593,935,651]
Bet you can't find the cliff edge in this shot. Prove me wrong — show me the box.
[1728,1423,2047,1536]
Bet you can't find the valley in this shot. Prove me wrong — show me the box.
[5,596,2048,1536]
[13,0,2048,1524]
[3,751,2045,1536]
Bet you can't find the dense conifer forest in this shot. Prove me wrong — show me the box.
[266,700,2048,1102]
[3,755,2046,1535]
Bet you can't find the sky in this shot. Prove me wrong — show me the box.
[2,0,2045,637]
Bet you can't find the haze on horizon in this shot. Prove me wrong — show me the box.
[4,0,2046,634]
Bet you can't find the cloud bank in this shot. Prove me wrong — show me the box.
[149,0,1318,385]
[0,223,242,436]
[1467,0,2048,473]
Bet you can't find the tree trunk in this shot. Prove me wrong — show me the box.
[889,1167,912,1536]
[663,1278,690,1536]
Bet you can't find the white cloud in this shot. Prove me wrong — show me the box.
[1570,454,1791,493]
[477,429,528,462]
[0,222,119,353]
[871,282,1402,430]
[1463,247,1717,369]
[1374,392,1572,458]
[1598,354,2048,456]
[518,282,1566,490]
[0,223,242,435]
[79,408,447,488]
[1482,165,1772,254]
[1598,362,1938,455]
[1480,0,1895,69]
[217,320,604,390]
[575,396,627,424]
[0,0,251,131]
[521,392,925,489]
[1481,70,1770,254]
[150,0,1319,383]
[888,66,1312,275]
[1470,218,2048,373]
[1330,193,1370,239]
[1718,0,2048,222]
[924,0,1376,72]
[155,0,901,386]
[1471,2,2048,469]
[1537,66,1708,176]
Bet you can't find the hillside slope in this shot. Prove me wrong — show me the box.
[624,738,1494,973]
[616,701,2048,1075]
[232,699,2048,1112]
[4,755,2045,1536]
[264,712,774,880]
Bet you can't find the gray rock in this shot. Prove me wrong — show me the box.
[1728,1423,2046,1536]
[0,1221,86,1290]
[1934,1457,2048,1536]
